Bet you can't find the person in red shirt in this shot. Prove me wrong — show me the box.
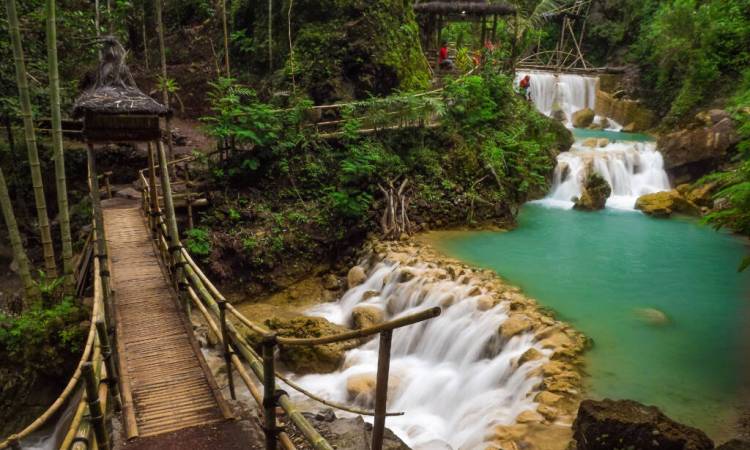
[519,75,531,100]
[438,42,453,70]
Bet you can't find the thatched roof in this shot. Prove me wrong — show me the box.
[73,36,168,118]
[414,1,516,16]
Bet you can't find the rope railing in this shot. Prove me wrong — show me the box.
[139,157,441,450]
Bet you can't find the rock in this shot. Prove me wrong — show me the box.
[572,399,714,450]
[322,274,341,290]
[362,290,380,301]
[634,307,670,326]
[685,181,719,207]
[574,173,611,211]
[516,410,544,424]
[658,116,739,179]
[596,138,609,148]
[572,108,595,128]
[535,390,562,406]
[265,316,360,374]
[635,190,700,217]
[517,348,544,366]
[716,440,750,450]
[477,295,499,311]
[696,109,731,127]
[397,269,415,283]
[552,103,567,122]
[351,305,385,329]
[345,373,400,408]
[115,187,141,200]
[598,117,611,129]
[595,90,656,131]
[303,413,409,450]
[581,138,598,148]
[499,315,533,341]
[622,122,637,133]
[347,266,367,289]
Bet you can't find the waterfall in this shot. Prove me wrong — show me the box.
[296,262,549,449]
[516,70,671,210]
[539,141,671,210]
[515,70,598,126]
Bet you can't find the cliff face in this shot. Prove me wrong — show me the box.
[242,0,431,103]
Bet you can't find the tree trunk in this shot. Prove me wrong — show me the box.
[5,0,58,277]
[142,3,149,70]
[222,0,230,77]
[155,0,175,165]
[47,0,74,291]
[268,0,273,72]
[0,166,38,304]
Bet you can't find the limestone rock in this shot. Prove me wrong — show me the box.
[303,412,409,450]
[552,103,567,123]
[574,173,611,211]
[635,190,700,217]
[572,108,595,128]
[477,295,499,311]
[351,305,385,329]
[322,274,341,290]
[347,266,367,289]
[516,410,544,424]
[634,307,670,326]
[499,315,533,341]
[345,373,400,408]
[517,348,544,367]
[685,181,719,207]
[572,399,714,450]
[265,316,359,374]
[658,115,739,178]
[596,138,609,148]
[622,122,637,133]
[536,390,562,406]
[581,138,598,148]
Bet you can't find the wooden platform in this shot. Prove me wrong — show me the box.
[103,199,231,438]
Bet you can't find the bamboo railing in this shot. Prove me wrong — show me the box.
[0,225,119,450]
[139,155,441,450]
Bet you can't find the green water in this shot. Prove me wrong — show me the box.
[437,204,750,437]
[572,128,655,142]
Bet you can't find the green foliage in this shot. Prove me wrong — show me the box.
[185,227,211,256]
[0,298,86,375]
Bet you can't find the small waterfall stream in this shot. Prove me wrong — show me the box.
[517,70,671,209]
[294,262,550,449]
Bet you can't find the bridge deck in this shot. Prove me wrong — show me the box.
[103,199,231,438]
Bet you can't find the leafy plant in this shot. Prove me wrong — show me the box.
[185,227,211,256]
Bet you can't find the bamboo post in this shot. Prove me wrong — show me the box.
[104,173,112,199]
[7,436,20,450]
[95,320,122,413]
[87,144,111,307]
[81,362,110,450]
[218,300,236,400]
[147,142,159,236]
[155,140,183,285]
[185,168,194,230]
[371,330,393,450]
[262,334,278,450]
[480,16,487,48]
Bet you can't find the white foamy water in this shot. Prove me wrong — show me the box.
[291,262,549,449]
[536,141,671,210]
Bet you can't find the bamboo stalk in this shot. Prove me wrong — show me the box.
[222,0,230,77]
[95,320,122,412]
[262,335,277,450]
[155,0,175,164]
[4,0,57,277]
[81,363,109,450]
[87,144,111,307]
[0,167,37,302]
[155,141,183,284]
[46,0,74,291]
[371,331,392,450]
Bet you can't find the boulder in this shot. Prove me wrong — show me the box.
[572,108,595,128]
[552,103,567,123]
[635,190,700,217]
[622,122,637,133]
[515,410,544,424]
[499,315,533,341]
[657,116,739,179]
[322,274,341,290]
[596,138,609,148]
[517,348,544,366]
[581,138,598,148]
[351,305,385,329]
[685,181,719,207]
[695,109,731,127]
[634,307,670,326]
[572,399,714,450]
[347,266,367,289]
[265,316,360,374]
[345,373,401,408]
[574,173,611,211]
[303,411,409,450]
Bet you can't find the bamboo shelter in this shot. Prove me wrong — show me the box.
[414,0,516,56]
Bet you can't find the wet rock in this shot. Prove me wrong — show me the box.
[685,181,720,207]
[552,103,567,123]
[499,315,533,341]
[345,373,400,408]
[581,138,598,148]
[716,440,750,450]
[302,412,409,450]
[351,305,385,329]
[477,295,499,311]
[397,269,416,283]
[572,108,595,128]
[347,266,367,289]
[516,410,544,424]
[622,122,637,133]
[574,173,611,211]
[634,307,670,326]
[517,348,544,366]
[322,274,341,290]
[265,316,359,374]
[536,390,562,406]
[572,399,714,450]
[362,290,380,301]
[635,190,700,217]
[596,138,609,148]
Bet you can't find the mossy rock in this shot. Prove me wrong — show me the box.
[635,190,700,217]
[574,173,611,211]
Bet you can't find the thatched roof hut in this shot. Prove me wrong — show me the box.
[414,1,516,17]
[73,37,167,143]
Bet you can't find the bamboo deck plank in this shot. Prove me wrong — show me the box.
[103,201,230,439]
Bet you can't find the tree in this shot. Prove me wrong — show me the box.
[222,0,230,77]
[4,0,57,277]
[0,166,38,304]
[155,0,175,163]
[46,0,74,290]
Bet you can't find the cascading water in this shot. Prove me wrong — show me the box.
[295,261,550,449]
[540,141,671,210]
[517,70,671,209]
[515,70,598,126]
